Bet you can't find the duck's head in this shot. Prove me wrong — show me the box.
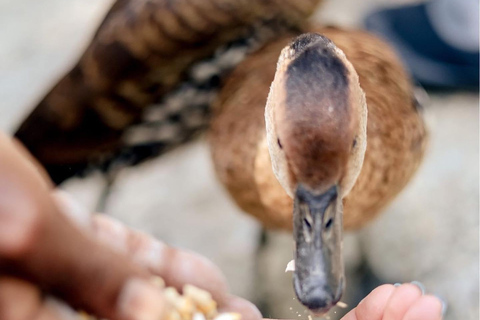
[265,33,367,313]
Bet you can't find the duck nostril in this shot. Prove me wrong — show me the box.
[304,217,312,230]
[325,218,333,229]
[303,217,313,242]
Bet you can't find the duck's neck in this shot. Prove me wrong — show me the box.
[253,136,294,228]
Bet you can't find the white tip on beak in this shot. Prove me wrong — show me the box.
[285,259,295,272]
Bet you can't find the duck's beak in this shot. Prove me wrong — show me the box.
[292,184,345,314]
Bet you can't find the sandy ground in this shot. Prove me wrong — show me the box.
[0,0,478,319]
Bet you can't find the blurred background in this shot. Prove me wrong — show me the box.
[0,0,478,319]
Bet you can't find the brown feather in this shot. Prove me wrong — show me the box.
[209,26,428,230]
[279,36,352,190]
[14,0,322,184]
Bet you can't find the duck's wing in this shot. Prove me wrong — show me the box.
[14,0,321,184]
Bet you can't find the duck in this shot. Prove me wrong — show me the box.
[11,0,428,313]
[208,26,428,313]
[14,0,323,185]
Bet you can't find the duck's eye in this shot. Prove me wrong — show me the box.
[325,218,333,230]
[277,138,283,149]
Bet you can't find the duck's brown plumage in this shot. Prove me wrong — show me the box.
[14,0,322,184]
[279,35,353,191]
[209,26,428,230]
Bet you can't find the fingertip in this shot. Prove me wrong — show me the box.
[219,296,262,320]
[433,294,447,317]
[359,284,396,305]
[355,284,396,319]
[402,295,444,320]
[382,283,424,319]
[409,281,426,295]
[160,248,230,305]
[117,278,169,320]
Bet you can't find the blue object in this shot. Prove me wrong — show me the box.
[364,2,479,89]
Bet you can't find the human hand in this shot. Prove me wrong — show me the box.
[0,132,261,320]
[341,283,445,320]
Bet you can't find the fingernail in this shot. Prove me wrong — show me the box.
[118,278,167,320]
[393,283,401,287]
[434,294,448,316]
[410,281,426,295]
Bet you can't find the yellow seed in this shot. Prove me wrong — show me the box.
[193,313,207,320]
[183,285,217,317]
[213,313,242,320]
[77,311,94,320]
[175,296,196,319]
[151,276,166,289]
[166,310,183,320]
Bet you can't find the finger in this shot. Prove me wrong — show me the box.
[39,298,79,320]
[93,215,262,320]
[2,206,167,320]
[402,295,443,320]
[32,297,82,320]
[382,283,424,320]
[341,284,396,320]
[9,136,53,190]
[218,295,262,320]
[50,190,92,229]
[92,216,231,305]
[0,134,52,256]
[0,277,42,320]
[55,196,250,320]
[33,303,67,320]
[341,308,357,320]
[0,278,78,320]
[0,134,167,320]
